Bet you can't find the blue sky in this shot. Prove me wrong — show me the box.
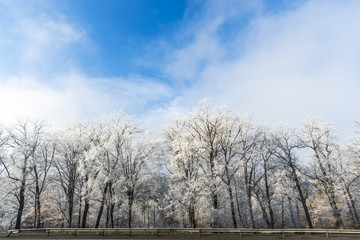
[54,0,187,78]
[1,0,360,138]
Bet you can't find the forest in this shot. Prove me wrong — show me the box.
[0,99,359,230]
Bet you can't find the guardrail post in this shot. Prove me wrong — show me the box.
[326,231,329,239]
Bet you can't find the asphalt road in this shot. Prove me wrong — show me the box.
[2,232,360,240]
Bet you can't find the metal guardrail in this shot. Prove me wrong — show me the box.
[7,228,360,238]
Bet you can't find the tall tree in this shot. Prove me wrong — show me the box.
[121,139,158,228]
[253,130,276,228]
[217,114,248,228]
[341,121,360,228]
[54,122,87,228]
[78,121,102,228]
[298,117,344,228]
[238,123,263,228]
[1,119,46,229]
[29,137,55,228]
[186,99,226,227]
[272,125,313,228]
[92,113,141,228]
[0,124,8,171]
[164,120,204,228]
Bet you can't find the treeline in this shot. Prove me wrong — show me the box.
[0,99,360,230]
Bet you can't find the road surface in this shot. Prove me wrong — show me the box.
[1,232,360,240]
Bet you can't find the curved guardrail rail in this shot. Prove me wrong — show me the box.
[7,228,360,238]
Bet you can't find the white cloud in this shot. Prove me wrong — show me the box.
[0,1,174,132]
[155,0,360,139]
[1,0,360,140]
[164,17,225,82]
[0,73,173,131]
[164,0,263,83]
[0,74,95,130]
[17,17,85,61]
[0,1,87,75]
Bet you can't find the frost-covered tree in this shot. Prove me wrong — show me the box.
[0,124,8,175]
[343,121,360,228]
[253,130,277,228]
[29,135,55,228]
[54,122,87,228]
[217,114,250,228]
[89,113,154,228]
[1,119,46,229]
[298,118,344,228]
[0,124,7,158]
[0,125,10,229]
[77,121,102,228]
[3,102,360,230]
[187,99,226,226]
[164,119,205,228]
[165,100,251,227]
[272,168,303,228]
[121,138,159,228]
[237,123,263,228]
[272,124,313,228]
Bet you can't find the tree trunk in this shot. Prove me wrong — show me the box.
[127,188,134,228]
[78,197,82,228]
[147,203,150,228]
[95,183,108,228]
[35,192,41,228]
[110,203,115,228]
[254,191,270,228]
[291,165,313,228]
[211,189,218,227]
[288,197,296,227]
[234,182,246,227]
[81,200,89,228]
[142,203,146,228]
[33,195,37,228]
[108,183,115,228]
[247,186,255,228]
[33,165,42,229]
[264,162,275,228]
[259,199,270,228]
[15,187,25,229]
[189,202,196,228]
[281,197,285,228]
[316,159,343,228]
[346,186,360,228]
[67,194,74,228]
[210,152,219,227]
[267,197,275,229]
[326,188,343,228]
[15,167,27,229]
[66,165,77,228]
[227,185,237,228]
[295,200,303,228]
[153,205,156,228]
[106,206,110,228]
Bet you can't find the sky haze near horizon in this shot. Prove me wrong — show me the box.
[0,0,360,139]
